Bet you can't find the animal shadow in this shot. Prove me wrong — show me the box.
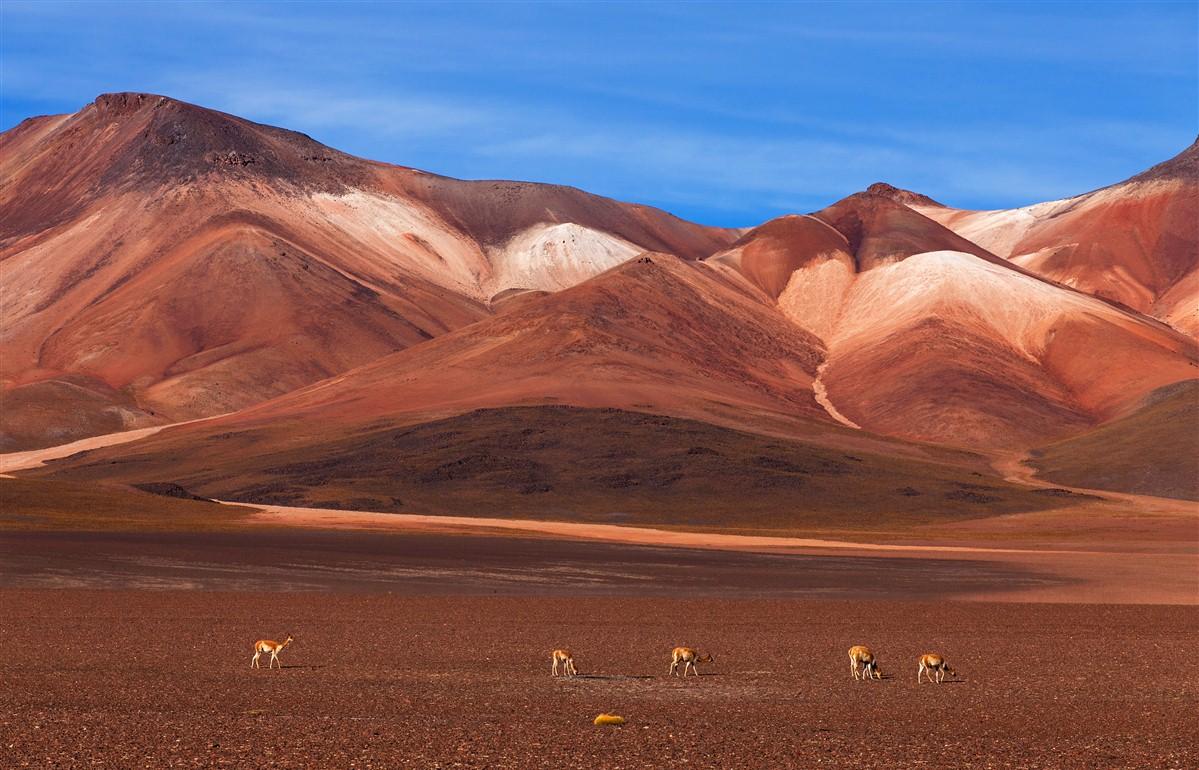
[670,672,723,678]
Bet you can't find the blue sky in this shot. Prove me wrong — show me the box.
[2,1,1195,226]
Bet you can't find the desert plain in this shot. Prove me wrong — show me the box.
[1,434,1196,768]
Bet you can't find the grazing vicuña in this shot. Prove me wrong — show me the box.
[918,653,955,684]
[670,646,714,677]
[551,648,577,678]
[849,644,882,680]
[251,634,294,669]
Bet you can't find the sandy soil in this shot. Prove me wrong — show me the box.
[236,503,1198,605]
[993,448,1199,518]
[1,590,1194,769]
[241,501,1094,554]
[0,415,222,475]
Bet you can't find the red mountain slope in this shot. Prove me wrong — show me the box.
[708,191,1199,450]
[0,93,736,449]
[913,139,1199,337]
[164,254,831,435]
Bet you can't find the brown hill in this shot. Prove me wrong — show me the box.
[0,93,736,450]
[22,248,1182,523]
[1029,380,1199,501]
[24,254,1052,522]
[811,189,1001,270]
[119,254,833,435]
[28,405,1081,530]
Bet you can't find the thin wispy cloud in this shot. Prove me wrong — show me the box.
[471,119,1139,214]
[168,80,494,139]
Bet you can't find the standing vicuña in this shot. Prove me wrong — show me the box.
[251,634,294,669]
[551,648,578,678]
[669,647,714,677]
[917,653,955,683]
[848,645,882,680]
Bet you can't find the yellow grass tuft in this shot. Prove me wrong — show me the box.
[593,713,626,726]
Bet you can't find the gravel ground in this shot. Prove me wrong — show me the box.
[1,590,1195,769]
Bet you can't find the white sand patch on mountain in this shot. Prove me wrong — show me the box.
[487,222,641,294]
[775,254,854,339]
[829,250,1109,356]
[307,195,646,298]
[914,198,1071,258]
[0,415,221,475]
[308,189,488,297]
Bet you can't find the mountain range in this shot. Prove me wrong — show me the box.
[2,93,1196,519]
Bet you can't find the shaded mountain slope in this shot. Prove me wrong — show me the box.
[811,190,1004,270]
[1029,380,1199,501]
[27,406,1081,529]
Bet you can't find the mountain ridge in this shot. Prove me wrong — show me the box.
[2,93,1196,506]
